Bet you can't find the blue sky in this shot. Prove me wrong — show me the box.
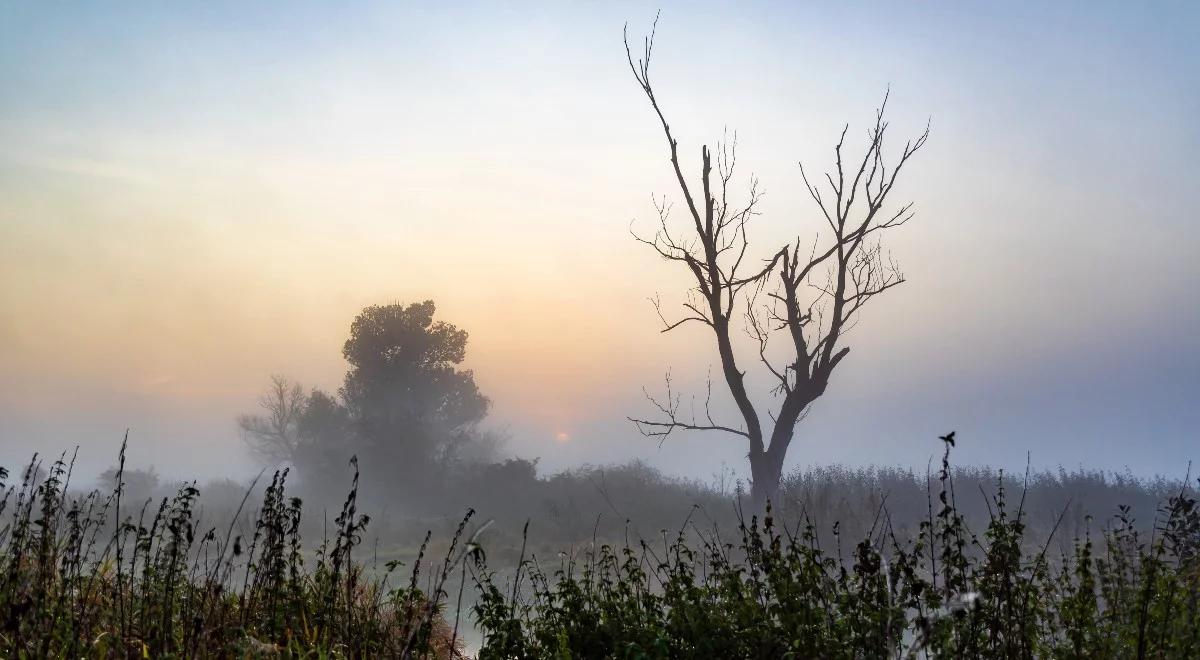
[1,2,1198,483]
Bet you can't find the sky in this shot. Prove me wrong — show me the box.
[1,1,1198,485]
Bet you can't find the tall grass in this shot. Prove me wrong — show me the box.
[0,442,472,658]
[470,437,1200,658]
[1,435,1196,658]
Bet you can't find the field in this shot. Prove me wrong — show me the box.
[1,437,1197,658]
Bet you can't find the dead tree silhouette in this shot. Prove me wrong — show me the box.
[624,17,930,509]
[238,374,307,464]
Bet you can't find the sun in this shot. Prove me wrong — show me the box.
[554,431,571,444]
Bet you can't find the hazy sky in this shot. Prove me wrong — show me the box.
[2,2,1197,484]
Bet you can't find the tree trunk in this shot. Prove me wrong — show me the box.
[749,450,786,513]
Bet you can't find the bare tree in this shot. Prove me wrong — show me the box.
[238,374,307,464]
[625,19,929,508]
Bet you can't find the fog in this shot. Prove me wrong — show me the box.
[4,7,1200,657]
[2,1,1198,498]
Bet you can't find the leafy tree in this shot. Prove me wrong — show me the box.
[98,465,160,504]
[298,389,352,447]
[291,388,353,481]
[339,300,489,478]
[236,301,491,494]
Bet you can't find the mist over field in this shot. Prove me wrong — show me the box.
[1,3,1199,657]
[3,1,1198,488]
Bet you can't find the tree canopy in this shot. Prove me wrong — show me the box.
[239,300,492,495]
[341,301,488,433]
[341,301,490,477]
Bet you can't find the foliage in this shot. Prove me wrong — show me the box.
[341,300,488,434]
[470,436,1200,659]
[238,301,497,500]
[3,436,1196,658]
[0,444,471,658]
